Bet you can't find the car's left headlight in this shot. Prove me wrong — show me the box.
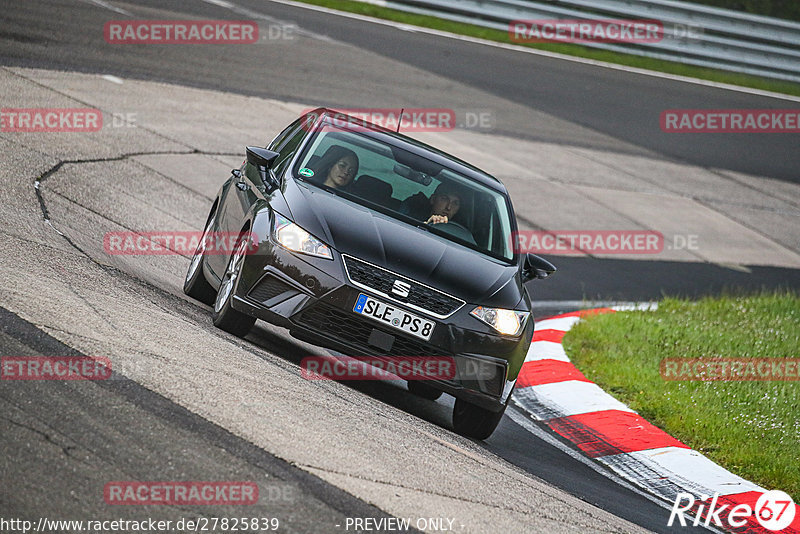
[470,306,528,336]
[273,214,332,260]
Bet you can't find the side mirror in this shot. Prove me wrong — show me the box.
[522,253,556,282]
[245,146,281,191]
[246,146,280,168]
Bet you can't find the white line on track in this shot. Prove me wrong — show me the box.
[524,340,570,362]
[531,300,658,311]
[102,74,124,84]
[78,0,132,16]
[265,0,800,103]
[198,0,334,42]
[201,0,237,8]
[524,380,636,417]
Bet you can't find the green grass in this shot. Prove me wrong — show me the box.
[291,0,800,97]
[562,292,800,500]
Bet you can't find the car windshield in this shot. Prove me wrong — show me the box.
[292,122,515,262]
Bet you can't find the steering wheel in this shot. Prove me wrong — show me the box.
[433,221,476,245]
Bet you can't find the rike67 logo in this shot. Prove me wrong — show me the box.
[669,490,797,532]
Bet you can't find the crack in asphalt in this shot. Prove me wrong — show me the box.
[28,151,231,330]
[46,188,197,259]
[0,412,88,463]
[127,156,217,202]
[35,152,189,222]
[33,150,240,256]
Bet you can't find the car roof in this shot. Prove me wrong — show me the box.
[307,108,508,195]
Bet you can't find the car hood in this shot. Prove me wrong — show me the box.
[284,180,523,307]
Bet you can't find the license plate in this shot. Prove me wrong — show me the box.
[353,293,435,341]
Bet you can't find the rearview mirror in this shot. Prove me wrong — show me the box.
[393,164,432,186]
[390,146,443,176]
[522,253,556,282]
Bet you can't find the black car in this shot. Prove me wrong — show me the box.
[184,108,555,439]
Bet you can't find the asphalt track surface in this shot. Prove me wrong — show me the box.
[0,307,407,534]
[1,0,798,533]
[1,0,799,182]
[0,306,710,534]
[2,0,799,299]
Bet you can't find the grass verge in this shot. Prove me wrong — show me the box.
[562,292,800,500]
[289,0,800,97]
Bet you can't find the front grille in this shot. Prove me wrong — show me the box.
[297,304,504,397]
[297,303,449,357]
[342,255,464,318]
[248,275,292,303]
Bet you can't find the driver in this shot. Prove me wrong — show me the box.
[399,182,476,244]
[425,183,462,225]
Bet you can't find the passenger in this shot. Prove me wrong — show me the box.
[313,146,359,189]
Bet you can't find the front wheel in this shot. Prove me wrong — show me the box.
[452,398,507,440]
[184,213,217,305]
[212,233,256,338]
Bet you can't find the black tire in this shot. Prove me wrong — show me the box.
[407,381,443,400]
[452,397,507,440]
[212,233,256,338]
[183,211,217,305]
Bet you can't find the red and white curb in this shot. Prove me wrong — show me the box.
[512,307,800,533]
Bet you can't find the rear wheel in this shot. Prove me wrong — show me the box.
[452,397,507,440]
[183,213,217,305]
[212,233,256,337]
[407,381,442,401]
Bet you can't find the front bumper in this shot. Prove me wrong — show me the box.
[230,240,531,410]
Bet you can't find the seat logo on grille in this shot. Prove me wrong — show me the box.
[391,280,411,298]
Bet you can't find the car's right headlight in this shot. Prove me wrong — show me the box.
[273,214,332,260]
[470,306,528,336]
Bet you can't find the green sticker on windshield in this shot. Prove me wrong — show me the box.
[298,167,314,177]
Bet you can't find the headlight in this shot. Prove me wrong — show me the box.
[273,214,332,260]
[470,306,528,336]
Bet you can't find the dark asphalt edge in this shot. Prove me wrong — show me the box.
[0,305,422,533]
